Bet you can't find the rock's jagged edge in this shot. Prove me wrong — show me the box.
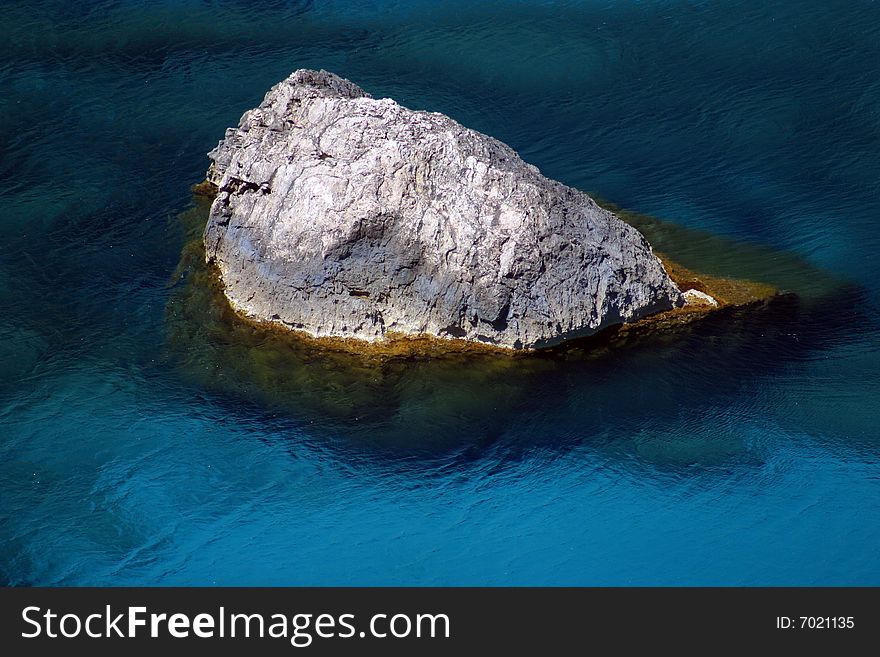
[199,69,774,354]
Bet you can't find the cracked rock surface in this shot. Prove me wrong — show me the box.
[203,69,683,349]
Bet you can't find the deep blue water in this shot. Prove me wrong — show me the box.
[2,0,879,585]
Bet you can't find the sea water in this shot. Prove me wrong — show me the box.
[1,0,879,585]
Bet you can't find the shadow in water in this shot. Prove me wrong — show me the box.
[164,196,871,467]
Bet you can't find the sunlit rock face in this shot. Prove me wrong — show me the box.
[203,69,683,349]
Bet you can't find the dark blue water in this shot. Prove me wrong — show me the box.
[2,0,879,585]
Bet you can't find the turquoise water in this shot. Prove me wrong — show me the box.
[2,0,879,585]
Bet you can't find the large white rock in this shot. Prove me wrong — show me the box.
[203,69,683,349]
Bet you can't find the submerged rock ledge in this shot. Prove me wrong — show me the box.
[200,69,764,352]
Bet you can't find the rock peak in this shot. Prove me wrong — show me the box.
[285,69,370,100]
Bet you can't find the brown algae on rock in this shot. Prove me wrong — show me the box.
[172,186,792,367]
[180,179,780,360]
